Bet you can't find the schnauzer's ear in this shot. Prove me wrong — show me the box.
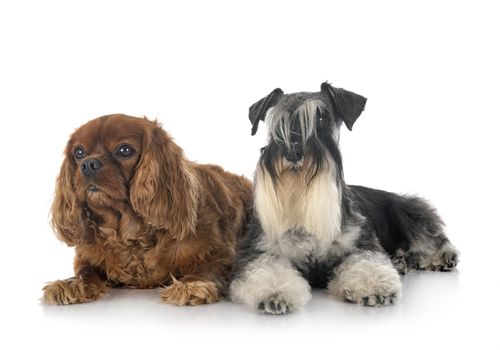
[249,88,284,135]
[321,82,367,131]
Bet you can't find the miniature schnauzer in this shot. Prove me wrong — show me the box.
[230,82,458,314]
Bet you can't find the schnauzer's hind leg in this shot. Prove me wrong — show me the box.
[392,196,459,272]
[407,241,459,272]
[230,255,311,314]
[391,248,409,275]
[390,241,458,274]
[328,251,402,307]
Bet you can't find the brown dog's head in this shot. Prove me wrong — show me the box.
[51,114,197,245]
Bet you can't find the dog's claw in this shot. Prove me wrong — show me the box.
[256,293,294,315]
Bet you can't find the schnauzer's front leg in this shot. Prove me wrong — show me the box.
[328,251,402,307]
[42,263,108,305]
[230,255,311,314]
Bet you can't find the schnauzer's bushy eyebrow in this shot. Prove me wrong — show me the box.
[266,99,326,147]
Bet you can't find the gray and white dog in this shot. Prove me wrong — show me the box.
[229,82,458,314]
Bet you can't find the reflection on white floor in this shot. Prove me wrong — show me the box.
[4,257,495,350]
[40,270,461,327]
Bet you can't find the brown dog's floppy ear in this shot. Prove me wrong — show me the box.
[321,82,367,131]
[130,121,197,239]
[50,147,83,246]
[249,88,284,135]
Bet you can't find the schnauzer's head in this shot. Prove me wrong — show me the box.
[249,82,367,181]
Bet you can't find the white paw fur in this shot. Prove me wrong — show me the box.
[328,251,402,306]
[230,255,311,313]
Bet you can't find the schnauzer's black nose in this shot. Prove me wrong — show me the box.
[81,158,102,177]
[285,150,304,163]
[285,142,304,163]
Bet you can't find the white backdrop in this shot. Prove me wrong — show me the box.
[1,1,498,349]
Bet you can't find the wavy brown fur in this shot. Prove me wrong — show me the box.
[44,114,252,306]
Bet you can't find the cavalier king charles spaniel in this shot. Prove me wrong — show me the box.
[43,114,252,306]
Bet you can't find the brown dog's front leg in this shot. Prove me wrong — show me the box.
[42,262,108,305]
[160,261,229,306]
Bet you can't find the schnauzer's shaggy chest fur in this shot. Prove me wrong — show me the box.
[230,83,458,314]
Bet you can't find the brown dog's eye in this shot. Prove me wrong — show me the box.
[116,144,135,157]
[74,147,85,160]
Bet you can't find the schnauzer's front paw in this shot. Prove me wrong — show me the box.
[160,279,220,306]
[345,290,399,306]
[257,293,294,315]
[328,251,402,307]
[334,279,401,307]
[42,278,106,305]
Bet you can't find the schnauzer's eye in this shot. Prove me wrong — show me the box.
[74,147,85,160]
[116,144,135,157]
[317,115,325,126]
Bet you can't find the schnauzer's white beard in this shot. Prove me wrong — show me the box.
[254,157,342,243]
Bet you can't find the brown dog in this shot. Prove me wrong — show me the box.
[43,114,252,306]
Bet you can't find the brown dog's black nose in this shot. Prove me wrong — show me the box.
[81,158,102,177]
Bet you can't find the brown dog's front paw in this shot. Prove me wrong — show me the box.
[42,277,106,305]
[160,279,220,306]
